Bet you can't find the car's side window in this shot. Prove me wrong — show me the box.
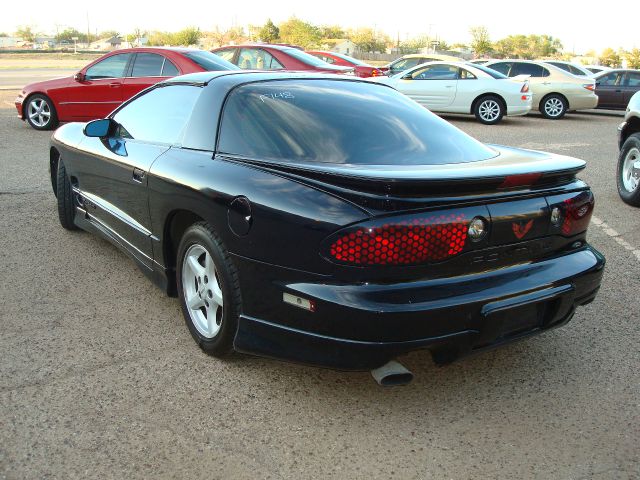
[489,62,511,76]
[322,56,335,64]
[459,68,477,79]
[411,65,458,80]
[85,54,132,80]
[162,59,179,76]
[599,73,620,86]
[393,58,420,71]
[568,65,584,76]
[626,73,640,87]
[215,48,236,63]
[111,85,201,145]
[131,53,165,77]
[512,63,545,77]
[238,48,283,70]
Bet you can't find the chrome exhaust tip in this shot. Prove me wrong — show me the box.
[370,360,414,386]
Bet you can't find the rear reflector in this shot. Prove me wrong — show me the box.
[499,173,542,188]
[328,213,469,265]
[547,190,594,237]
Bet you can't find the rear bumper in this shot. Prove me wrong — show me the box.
[233,245,605,370]
[506,104,531,117]
[15,93,24,119]
[568,93,599,111]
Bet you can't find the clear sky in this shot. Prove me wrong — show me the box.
[3,0,638,54]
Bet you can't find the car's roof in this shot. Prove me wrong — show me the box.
[162,70,372,86]
[213,44,299,52]
[400,53,461,60]
[105,46,198,54]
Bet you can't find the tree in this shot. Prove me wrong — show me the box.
[349,28,389,53]
[278,17,321,48]
[257,19,279,43]
[99,30,120,40]
[56,28,91,44]
[399,35,431,54]
[125,28,146,47]
[319,25,345,39]
[599,48,622,68]
[625,48,640,69]
[15,26,37,43]
[206,26,247,47]
[0,33,8,38]
[173,27,201,46]
[469,26,492,56]
[536,35,563,57]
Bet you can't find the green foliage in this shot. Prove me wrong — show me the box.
[348,28,389,53]
[493,34,563,59]
[469,26,492,56]
[174,27,202,46]
[625,48,640,69]
[319,25,345,39]
[147,27,202,47]
[15,26,37,42]
[398,35,431,54]
[0,32,8,37]
[99,30,120,39]
[599,48,621,68]
[258,19,279,43]
[278,17,321,48]
[55,28,96,44]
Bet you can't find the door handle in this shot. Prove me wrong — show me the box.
[615,89,622,92]
[445,85,454,88]
[109,82,121,88]
[132,168,145,183]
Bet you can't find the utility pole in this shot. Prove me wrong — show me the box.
[86,11,90,49]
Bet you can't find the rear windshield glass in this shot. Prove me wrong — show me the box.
[218,80,497,165]
[184,51,239,71]
[469,63,508,79]
[281,48,331,67]
[330,52,366,66]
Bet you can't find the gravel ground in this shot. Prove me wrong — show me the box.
[0,89,638,479]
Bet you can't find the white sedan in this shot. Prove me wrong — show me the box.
[373,61,532,124]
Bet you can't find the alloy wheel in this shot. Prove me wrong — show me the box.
[27,98,52,128]
[544,98,564,118]
[479,100,501,122]
[181,244,224,338]
[622,146,640,193]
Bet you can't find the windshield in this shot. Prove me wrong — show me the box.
[469,63,508,79]
[184,51,239,71]
[219,79,497,166]
[282,48,334,67]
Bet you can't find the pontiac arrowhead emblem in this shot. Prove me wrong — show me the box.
[512,219,534,240]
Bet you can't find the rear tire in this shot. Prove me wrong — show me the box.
[56,159,78,230]
[617,133,640,207]
[540,94,567,120]
[176,222,241,357]
[25,94,59,130]
[474,95,505,125]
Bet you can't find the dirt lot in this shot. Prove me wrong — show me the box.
[0,86,638,479]
[0,53,101,70]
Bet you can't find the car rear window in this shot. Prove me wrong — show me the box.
[470,63,508,79]
[184,51,239,71]
[218,80,497,165]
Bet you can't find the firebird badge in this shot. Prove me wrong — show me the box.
[512,219,534,240]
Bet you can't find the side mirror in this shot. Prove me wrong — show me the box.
[401,73,413,80]
[83,118,113,138]
[595,81,601,86]
[74,72,85,82]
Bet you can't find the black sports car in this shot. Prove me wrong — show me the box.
[50,71,604,382]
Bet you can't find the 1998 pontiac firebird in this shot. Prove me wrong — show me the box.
[49,71,604,381]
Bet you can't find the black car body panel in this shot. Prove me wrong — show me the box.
[50,71,605,370]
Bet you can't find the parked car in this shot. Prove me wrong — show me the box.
[15,47,238,130]
[49,71,604,383]
[593,69,640,110]
[381,53,462,76]
[484,59,598,119]
[469,59,491,65]
[306,50,383,78]
[373,61,531,124]
[543,60,594,77]
[584,65,611,75]
[212,44,353,74]
[617,91,640,206]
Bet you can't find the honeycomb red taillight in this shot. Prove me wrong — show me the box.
[561,191,594,236]
[328,213,469,265]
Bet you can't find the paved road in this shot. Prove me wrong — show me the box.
[0,69,74,89]
[0,90,638,479]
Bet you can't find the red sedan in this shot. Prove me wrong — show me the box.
[212,44,354,74]
[306,51,384,78]
[16,47,238,130]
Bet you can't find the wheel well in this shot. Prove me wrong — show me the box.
[22,92,55,117]
[621,116,640,146]
[540,92,568,110]
[164,210,205,296]
[49,147,60,197]
[471,93,506,115]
